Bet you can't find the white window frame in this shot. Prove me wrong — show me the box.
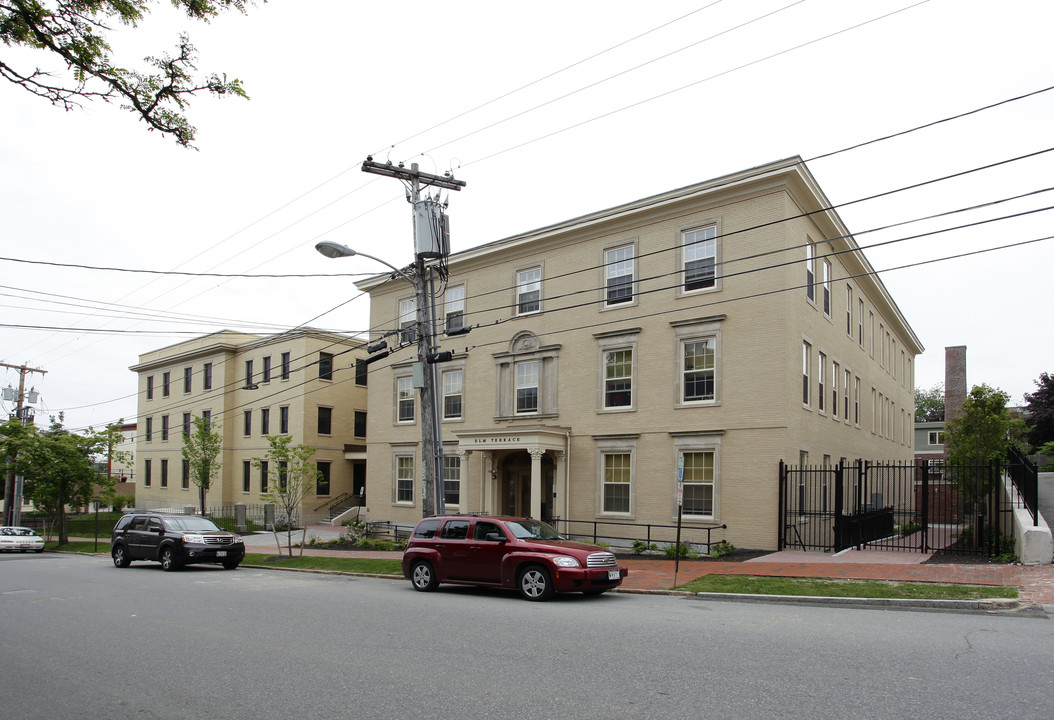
[673,434,721,521]
[802,341,812,408]
[672,317,722,408]
[846,285,853,336]
[818,351,827,414]
[928,430,945,446]
[515,266,542,316]
[603,242,636,308]
[442,453,461,510]
[822,259,832,317]
[858,299,864,347]
[596,436,637,518]
[493,332,560,420]
[441,368,464,421]
[445,285,466,332]
[396,375,415,424]
[393,452,415,506]
[596,329,639,413]
[805,240,815,303]
[680,223,720,295]
[832,360,840,419]
[515,360,539,414]
[399,297,417,344]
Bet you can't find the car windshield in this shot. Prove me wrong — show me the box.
[503,520,564,540]
[1,527,35,536]
[163,517,222,532]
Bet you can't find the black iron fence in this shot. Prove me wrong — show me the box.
[779,453,1038,556]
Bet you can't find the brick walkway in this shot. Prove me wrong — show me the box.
[618,557,1054,607]
[278,545,1054,607]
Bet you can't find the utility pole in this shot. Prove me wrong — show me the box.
[2,361,46,526]
[360,158,466,517]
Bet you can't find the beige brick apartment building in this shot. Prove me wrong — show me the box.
[130,329,368,519]
[357,158,923,551]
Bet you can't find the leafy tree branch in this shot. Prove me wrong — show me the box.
[1,0,259,146]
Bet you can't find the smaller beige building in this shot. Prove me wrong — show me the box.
[129,329,368,521]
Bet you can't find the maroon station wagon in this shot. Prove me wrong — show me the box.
[402,515,628,601]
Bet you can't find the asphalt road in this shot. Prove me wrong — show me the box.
[2,552,1053,720]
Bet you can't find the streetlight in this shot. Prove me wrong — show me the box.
[315,240,445,517]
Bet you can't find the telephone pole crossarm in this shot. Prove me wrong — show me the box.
[361,159,467,192]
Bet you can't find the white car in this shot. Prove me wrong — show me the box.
[0,526,45,553]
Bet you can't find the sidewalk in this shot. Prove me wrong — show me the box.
[248,530,1054,609]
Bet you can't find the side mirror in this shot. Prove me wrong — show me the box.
[485,532,506,543]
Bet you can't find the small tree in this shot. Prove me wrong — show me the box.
[914,383,945,422]
[181,416,222,516]
[945,384,1012,467]
[253,435,320,556]
[2,418,114,545]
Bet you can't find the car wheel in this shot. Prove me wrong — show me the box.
[222,560,240,570]
[410,560,438,592]
[112,545,131,568]
[518,565,555,601]
[160,547,181,572]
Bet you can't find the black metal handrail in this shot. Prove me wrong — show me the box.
[552,517,727,551]
[313,492,355,513]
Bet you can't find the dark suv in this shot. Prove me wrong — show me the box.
[402,515,628,601]
[111,513,245,571]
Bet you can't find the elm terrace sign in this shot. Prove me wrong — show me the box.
[471,436,521,445]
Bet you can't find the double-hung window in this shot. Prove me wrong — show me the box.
[822,260,832,316]
[399,298,417,343]
[160,459,168,488]
[182,412,191,439]
[445,286,465,332]
[681,450,716,519]
[805,241,815,301]
[184,367,192,394]
[603,453,631,514]
[443,456,461,508]
[603,350,633,409]
[162,372,170,397]
[203,363,213,390]
[262,356,271,383]
[318,352,333,381]
[515,361,539,414]
[397,376,415,422]
[832,361,840,419]
[442,369,463,420]
[802,342,811,406]
[244,410,252,436]
[682,225,716,292]
[279,406,289,434]
[181,460,189,489]
[682,339,715,403]
[146,376,154,400]
[316,462,331,496]
[516,267,541,315]
[243,461,251,493]
[280,352,291,380]
[260,408,270,435]
[395,455,414,504]
[818,352,827,413]
[245,359,254,386]
[317,406,332,435]
[161,415,169,441]
[604,245,634,306]
[846,286,853,336]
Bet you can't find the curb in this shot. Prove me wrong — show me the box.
[689,592,1021,611]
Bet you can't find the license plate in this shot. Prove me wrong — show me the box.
[607,569,620,580]
[216,551,227,557]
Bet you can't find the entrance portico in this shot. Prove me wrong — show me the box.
[455,426,569,521]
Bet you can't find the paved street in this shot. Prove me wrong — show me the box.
[3,552,1053,720]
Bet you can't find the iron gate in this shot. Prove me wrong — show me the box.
[778,454,1037,556]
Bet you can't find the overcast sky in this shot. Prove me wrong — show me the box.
[2,0,1051,432]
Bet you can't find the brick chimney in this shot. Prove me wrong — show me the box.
[944,346,967,424]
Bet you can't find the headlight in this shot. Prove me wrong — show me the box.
[182,533,206,544]
[231,535,244,544]
[552,556,580,568]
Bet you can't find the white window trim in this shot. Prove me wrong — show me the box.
[600,239,638,310]
[441,364,466,423]
[493,332,560,420]
[395,373,415,425]
[596,329,640,413]
[392,448,417,507]
[677,219,722,298]
[441,449,462,512]
[595,435,638,519]
[444,284,467,333]
[514,263,543,317]
[671,433,722,522]
[672,316,724,409]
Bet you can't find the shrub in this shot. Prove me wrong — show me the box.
[663,541,699,559]
[709,540,736,559]
[632,539,659,554]
[897,522,922,537]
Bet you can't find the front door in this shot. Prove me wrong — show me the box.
[501,469,531,517]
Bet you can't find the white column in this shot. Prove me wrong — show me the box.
[529,447,544,520]
[552,450,566,521]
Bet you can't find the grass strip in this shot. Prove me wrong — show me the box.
[242,553,403,575]
[680,574,1017,600]
[46,541,109,553]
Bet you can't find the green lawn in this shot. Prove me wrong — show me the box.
[680,574,1018,600]
[242,553,403,575]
